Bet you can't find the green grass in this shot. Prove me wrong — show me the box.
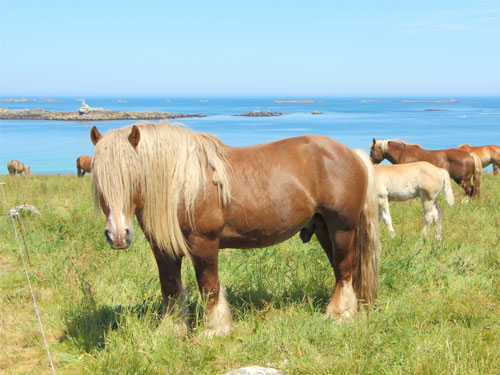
[0,173,499,374]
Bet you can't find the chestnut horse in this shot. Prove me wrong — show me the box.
[7,160,30,176]
[370,139,481,198]
[76,155,92,177]
[90,122,381,336]
[457,144,500,175]
[373,161,455,239]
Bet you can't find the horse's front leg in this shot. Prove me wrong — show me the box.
[493,162,499,175]
[379,197,395,237]
[152,245,188,334]
[189,235,232,336]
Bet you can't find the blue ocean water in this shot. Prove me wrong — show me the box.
[1,96,499,174]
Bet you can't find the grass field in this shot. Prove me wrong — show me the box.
[0,173,499,374]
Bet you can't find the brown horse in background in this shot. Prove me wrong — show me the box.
[457,144,500,175]
[370,139,481,198]
[90,122,381,336]
[7,160,30,176]
[77,155,92,177]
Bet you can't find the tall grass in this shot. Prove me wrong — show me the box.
[0,173,499,374]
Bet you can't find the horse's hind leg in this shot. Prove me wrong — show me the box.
[493,162,499,175]
[459,179,473,197]
[152,245,188,334]
[189,236,232,336]
[314,215,358,319]
[433,201,442,240]
[420,191,436,236]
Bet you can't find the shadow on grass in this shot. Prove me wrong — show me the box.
[61,300,163,352]
[224,284,332,316]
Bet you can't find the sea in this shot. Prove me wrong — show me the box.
[1,96,499,174]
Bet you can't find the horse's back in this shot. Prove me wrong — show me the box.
[228,135,366,202]
[375,161,444,201]
[407,147,473,178]
[488,145,500,160]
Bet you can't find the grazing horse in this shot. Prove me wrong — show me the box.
[7,160,30,176]
[370,139,481,198]
[77,155,92,177]
[373,161,455,239]
[457,144,500,175]
[90,122,381,336]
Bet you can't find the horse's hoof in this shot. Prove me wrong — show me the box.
[203,324,231,337]
[156,318,189,337]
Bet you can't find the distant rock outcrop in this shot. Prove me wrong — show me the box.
[235,110,284,117]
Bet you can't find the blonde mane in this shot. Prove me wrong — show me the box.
[91,122,232,257]
[375,139,422,153]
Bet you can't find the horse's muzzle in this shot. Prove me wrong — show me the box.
[104,228,132,249]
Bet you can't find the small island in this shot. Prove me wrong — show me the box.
[402,99,456,103]
[234,110,284,117]
[0,98,37,102]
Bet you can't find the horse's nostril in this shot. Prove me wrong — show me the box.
[125,228,132,243]
[104,229,111,240]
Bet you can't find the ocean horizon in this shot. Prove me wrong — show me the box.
[1,96,499,174]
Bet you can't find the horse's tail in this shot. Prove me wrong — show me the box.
[76,157,82,177]
[440,169,455,206]
[470,151,482,198]
[352,149,381,308]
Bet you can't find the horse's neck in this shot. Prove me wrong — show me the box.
[386,143,405,164]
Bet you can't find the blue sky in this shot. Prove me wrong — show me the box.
[1,0,499,96]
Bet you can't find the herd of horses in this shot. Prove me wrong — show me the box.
[6,122,500,336]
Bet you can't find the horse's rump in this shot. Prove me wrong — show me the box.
[77,155,92,176]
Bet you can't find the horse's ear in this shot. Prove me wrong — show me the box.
[91,126,102,145]
[128,125,141,149]
[372,138,376,145]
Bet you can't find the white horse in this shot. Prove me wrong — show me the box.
[373,161,455,239]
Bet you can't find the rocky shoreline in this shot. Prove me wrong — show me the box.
[0,108,287,121]
[0,108,207,121]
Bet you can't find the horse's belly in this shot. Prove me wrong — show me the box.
[219,224,304,249]
[387,185,418,202]
[219,207,312,249]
